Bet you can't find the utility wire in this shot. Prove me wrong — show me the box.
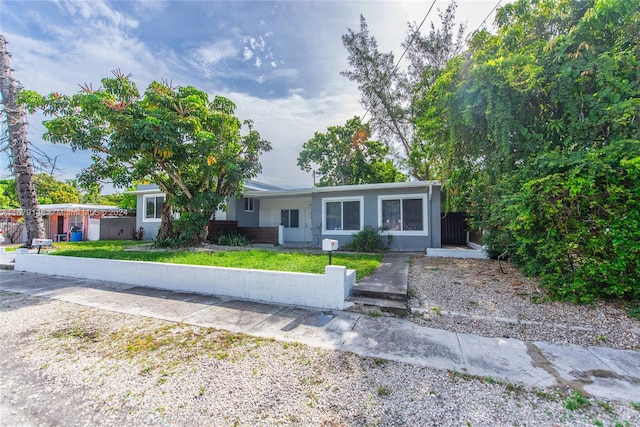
[466,0,503,42]
[361,0,437,123]
[359,0,504,125]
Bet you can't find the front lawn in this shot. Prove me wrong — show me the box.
[49,240,382,278]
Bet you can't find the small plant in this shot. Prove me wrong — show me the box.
[214,350,229,360]
[530,290,548,304]
[131,226,145,240]
[625,303,640,321]
[157,377,168,385]
[373,358,387,367]
[505,383,525,395]
[564,389,591,411]
[630,401,640,411]
[534,390,558,402]
[377,385,391,397]
[430,306,442,316]
[407,288,417,299]
[198,386,206,397]
[215,230,249,247]
[306,390,319,404]
[596,400,614,413]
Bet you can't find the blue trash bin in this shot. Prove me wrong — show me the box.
[70,230,83,242]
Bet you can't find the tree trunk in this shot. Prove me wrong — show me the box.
[155,197,175,241]
[0,35,45,247]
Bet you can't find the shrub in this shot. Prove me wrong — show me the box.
[344,225,391,252]
[153,236,186,248]
[216,230,249,247]
[498,142,640,303]
[130,226,144,241]
[174,212,209,245]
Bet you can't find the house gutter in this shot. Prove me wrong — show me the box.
[244,180,441,199]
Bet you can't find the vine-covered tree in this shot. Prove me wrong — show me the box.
[341,2,465,179]
[22,71,271,245]
[297,116,405,186]
[0,35,46,245]
[416,0,640,302]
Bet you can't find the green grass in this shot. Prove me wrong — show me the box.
[48,240,382,278]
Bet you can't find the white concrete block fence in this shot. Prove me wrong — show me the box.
[14,250,355,310]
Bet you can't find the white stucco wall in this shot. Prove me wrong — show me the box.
[14,250,354,310]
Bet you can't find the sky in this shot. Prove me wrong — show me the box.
[1,0,507,191]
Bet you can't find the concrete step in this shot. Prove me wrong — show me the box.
[346,295,408,316]
[0,262,14,270]
[351,283,407,301]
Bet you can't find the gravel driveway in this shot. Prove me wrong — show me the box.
[1,257,639,426]
[408,257,640,350]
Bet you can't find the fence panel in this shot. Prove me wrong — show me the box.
[441,212,467,245]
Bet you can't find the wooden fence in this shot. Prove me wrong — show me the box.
[207,220,279,244]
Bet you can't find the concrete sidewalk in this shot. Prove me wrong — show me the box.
[1,269,638,402]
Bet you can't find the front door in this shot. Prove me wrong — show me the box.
[304,208,312,242]
[57,216,64,234]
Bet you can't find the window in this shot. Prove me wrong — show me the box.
[144,195,165,221]
[280,209,299,228]
[322,197,363,234]
[379,195,427,235]
[244,198,254,212]
[69,215,83,230]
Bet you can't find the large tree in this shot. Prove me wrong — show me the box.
[297,116,405,186]
[2,174,80,206]
[22,71,271,245]
[0,35,46,245]
[341,2,465,179]
[298,117,406,186]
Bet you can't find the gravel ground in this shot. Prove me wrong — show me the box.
[1,258,640,426]
[407,257,640,351]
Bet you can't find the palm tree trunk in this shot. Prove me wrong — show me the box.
[0,35,46,246]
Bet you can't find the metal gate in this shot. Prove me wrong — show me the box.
[441,212,467,245]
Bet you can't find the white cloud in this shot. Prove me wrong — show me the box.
[243,47,254,61]
[250,36,266,51]
[188,40,238,78]
[223,87,364,187]
[59,0,139,31]
[133,0,169,17]
[5,0,515,189]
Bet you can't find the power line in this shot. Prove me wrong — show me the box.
[359,0,504,127]
[361,0,437,123]
[466,0,503,42]
[391,0,437,83]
